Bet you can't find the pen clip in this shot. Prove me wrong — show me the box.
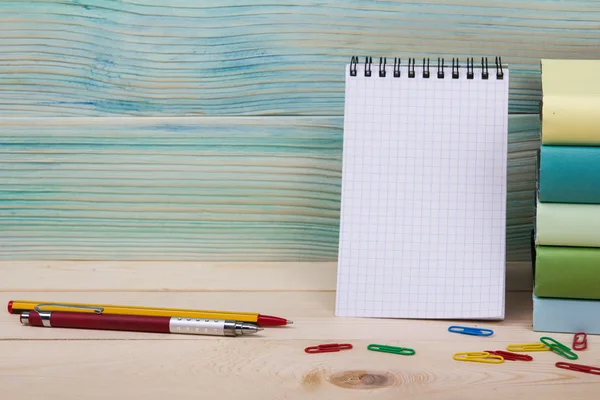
[33,303,104,314]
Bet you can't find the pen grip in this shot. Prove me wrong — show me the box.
[27,310,171,333]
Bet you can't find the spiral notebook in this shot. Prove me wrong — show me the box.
[335,57,509,320]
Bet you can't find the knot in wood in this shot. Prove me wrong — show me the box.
[328,370,394,390]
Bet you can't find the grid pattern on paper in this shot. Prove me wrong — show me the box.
[335,63,509,319]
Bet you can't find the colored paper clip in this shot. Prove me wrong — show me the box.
[453,351,504,364]
[506,343,550,352]
[540,336,578,360]
[485,350,533,361]
[304,343,353,354]
[448,325,494,337]
[367,344,415,356]
[573,332,587,351]
[556,362,600,376]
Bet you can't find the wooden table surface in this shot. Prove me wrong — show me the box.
[1,261,598,399]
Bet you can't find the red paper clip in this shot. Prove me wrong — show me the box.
[485,350,533,361]
[556,362,600,375]
[305,343,353,354]
[573,332,587,351]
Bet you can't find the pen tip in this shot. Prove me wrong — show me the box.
[286,320,294,324]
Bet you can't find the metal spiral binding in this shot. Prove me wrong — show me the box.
[495,56,504,79]
[393,58,401,77]
[482,57,489,80]
[379,57,386,77]
[422,58,430,78]
[364,56,372,77]
[408,58,415,78]
[349,56,504,79]
[350,56,358,76]
[466,58,474,80]
[452,58,460,79]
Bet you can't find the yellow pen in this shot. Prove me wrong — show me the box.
[7,300,292,327]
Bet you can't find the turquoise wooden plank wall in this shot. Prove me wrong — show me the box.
[1,0,599,261]
[1,116,538,261]
[2,0,600,116]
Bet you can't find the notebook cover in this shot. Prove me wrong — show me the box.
[534,245,600,300]
[541,59,600,145]
[539,145,600,204]
[533,294,600,335]
[535,201,600,247]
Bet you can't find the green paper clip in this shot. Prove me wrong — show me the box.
[540,336,578,360]
[367,344,415,356]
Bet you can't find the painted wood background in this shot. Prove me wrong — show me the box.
[1,0,599,261]
[1,116,538,261]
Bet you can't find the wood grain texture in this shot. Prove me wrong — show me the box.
[0,261,533,292]
[3,336,599,400]
[0,291,533,340]
[0,260,598,400]
[0,116,539,261]
[2,0,600,116]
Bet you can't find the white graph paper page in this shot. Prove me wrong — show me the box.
[335,61,509,319]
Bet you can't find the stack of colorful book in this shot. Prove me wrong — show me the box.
[533,59,600,334]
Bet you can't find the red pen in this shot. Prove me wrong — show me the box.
[20,310,263,337]
[8,300,291,327]
[256,314,291,326]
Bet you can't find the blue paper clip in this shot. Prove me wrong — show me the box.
[448,325,494,337]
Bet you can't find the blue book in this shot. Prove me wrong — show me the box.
[539,145,600,204]
[533,294,600,334]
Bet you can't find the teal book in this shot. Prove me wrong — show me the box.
[539,145,600,204]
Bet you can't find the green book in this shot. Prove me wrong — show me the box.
[535,245,600,300]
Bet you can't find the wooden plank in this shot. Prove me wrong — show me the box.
[0,261,338,292]
[2,313,599,400]
[2,262,579,400]
[0,116,539,261]
[1,0,600,116]
[0,261,532,292]
[0,340,592,400]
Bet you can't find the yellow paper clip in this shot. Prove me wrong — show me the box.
[453,351,504,364]
[506,343,550,352]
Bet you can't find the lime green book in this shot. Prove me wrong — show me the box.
[535,245,600,300]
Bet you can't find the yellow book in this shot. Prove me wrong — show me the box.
[541,59,600,145]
